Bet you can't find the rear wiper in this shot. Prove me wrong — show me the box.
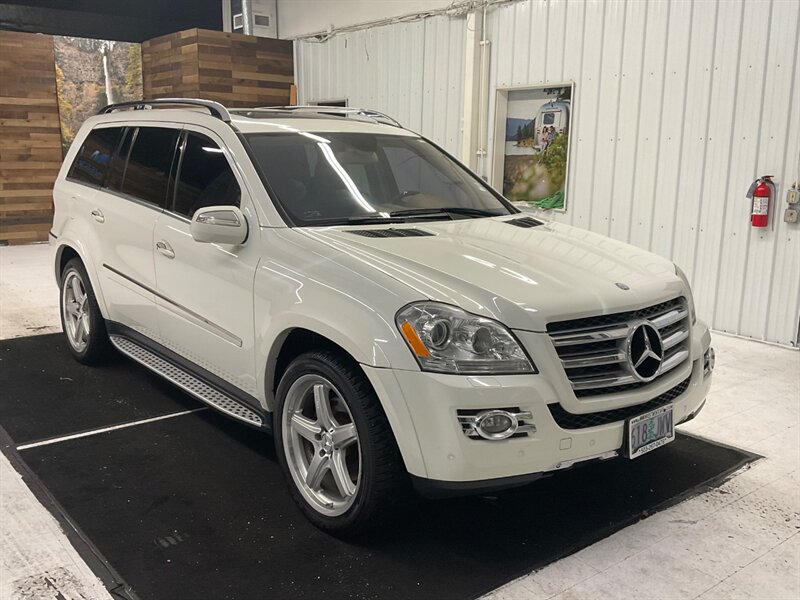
[389,207,504,219]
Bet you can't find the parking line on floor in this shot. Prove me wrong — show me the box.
[16,408,208,451]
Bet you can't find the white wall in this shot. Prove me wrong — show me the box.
[295,0,800,347]
[277,0,454,38]
[296,14,466,155]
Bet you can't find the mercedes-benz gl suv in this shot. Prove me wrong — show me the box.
[50,99,714,534]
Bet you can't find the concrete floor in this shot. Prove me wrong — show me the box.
[1,243,798,600]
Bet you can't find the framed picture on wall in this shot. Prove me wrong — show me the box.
[492,83,574,212]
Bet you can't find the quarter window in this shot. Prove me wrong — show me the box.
[121,127,180,208]
[68,127,123,187]
[173,133,241,218]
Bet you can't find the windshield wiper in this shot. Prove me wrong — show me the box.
[305,207,504,227]
[389,207,504,219]
[306,214,409,226]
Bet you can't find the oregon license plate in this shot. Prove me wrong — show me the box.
[627,404,675,459]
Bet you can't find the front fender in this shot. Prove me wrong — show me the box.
[255,307,421,412]
[253,231,426,411]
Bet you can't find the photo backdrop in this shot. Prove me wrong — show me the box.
[54,36,143,154]
[501,85,572,210]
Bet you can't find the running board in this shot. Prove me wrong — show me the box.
[109,335,263,427]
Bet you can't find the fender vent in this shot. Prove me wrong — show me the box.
[506,216,543,228]
[346,228,435,238]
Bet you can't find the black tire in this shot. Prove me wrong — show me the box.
[59,257,112,365]
[274,349,408,536]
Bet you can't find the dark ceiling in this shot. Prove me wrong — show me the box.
[0,0,223,42]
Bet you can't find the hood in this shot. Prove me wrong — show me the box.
[300,217,683,331]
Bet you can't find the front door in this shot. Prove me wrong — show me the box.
[152,128,261,401]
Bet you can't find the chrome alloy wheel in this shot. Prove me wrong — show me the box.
[282,374,361,517]
[61,270,90,352]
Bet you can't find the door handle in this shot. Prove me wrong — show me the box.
[155,240,175,259]
[90,209,105,223]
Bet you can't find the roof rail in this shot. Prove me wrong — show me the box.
[246,106,402,127]
[97,98,231,122]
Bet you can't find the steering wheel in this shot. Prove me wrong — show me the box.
[391,189,421,204]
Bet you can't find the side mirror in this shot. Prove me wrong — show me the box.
[190,206,248,245]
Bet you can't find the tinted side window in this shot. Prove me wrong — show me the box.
[173,133,241,218]
[68,127,123,187]
[121,127,179,208]
[105,127,134,192]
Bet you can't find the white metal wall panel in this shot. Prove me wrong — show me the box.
[293,0,798,345]
[295,15,465,155]
[485,0,799,346]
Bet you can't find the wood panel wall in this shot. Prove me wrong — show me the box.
[143,28,293,108]
[0,30,61,245]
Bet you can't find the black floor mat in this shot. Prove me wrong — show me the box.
[2,335,758,600]
[0,334,201,444]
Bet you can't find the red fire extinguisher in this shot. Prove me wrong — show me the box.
[748,175,774,228]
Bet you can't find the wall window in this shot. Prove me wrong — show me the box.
[121,127,179,208]
[173,133,241,218]
[68,127,123,187]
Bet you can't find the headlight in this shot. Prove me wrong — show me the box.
[674,264,697,324]
[396,302,536,374]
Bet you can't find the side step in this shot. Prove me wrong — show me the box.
[109,335,264,427]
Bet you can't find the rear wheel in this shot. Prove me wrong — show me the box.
[274,349,407,535]
[59,258,111,365]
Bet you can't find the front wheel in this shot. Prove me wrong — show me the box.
[274,350,407,535]
[59,258,111,365]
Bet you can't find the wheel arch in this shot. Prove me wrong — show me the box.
[53,240,109,317]
[265,326,364,412]
[55,244,80,281]
[263,323,426,478]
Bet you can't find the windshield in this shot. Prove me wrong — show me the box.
[243,132,515,226]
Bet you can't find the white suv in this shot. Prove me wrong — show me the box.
[51,99,714,534]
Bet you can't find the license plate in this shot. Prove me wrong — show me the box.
[627,404,674,459]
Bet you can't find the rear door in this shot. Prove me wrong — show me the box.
[152,127,260,400]
[90,124,181,337]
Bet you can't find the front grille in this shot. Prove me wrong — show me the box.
[547,297,691,398]
[548,376,691,429]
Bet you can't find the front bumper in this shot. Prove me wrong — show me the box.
[362,321,712,494]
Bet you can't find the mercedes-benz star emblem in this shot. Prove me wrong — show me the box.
[626,321,664,381]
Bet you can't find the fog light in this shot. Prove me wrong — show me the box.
[703,347,715,377]
[476,410,517,440]
[457,408,535,440]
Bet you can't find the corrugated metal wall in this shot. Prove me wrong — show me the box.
[294,0,800,347]
[295,15,466,156]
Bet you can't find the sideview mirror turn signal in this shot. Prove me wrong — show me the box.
[190,206,248,245]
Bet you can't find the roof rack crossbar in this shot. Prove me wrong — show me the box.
[246,106,402,127]
[98,98,231,122]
